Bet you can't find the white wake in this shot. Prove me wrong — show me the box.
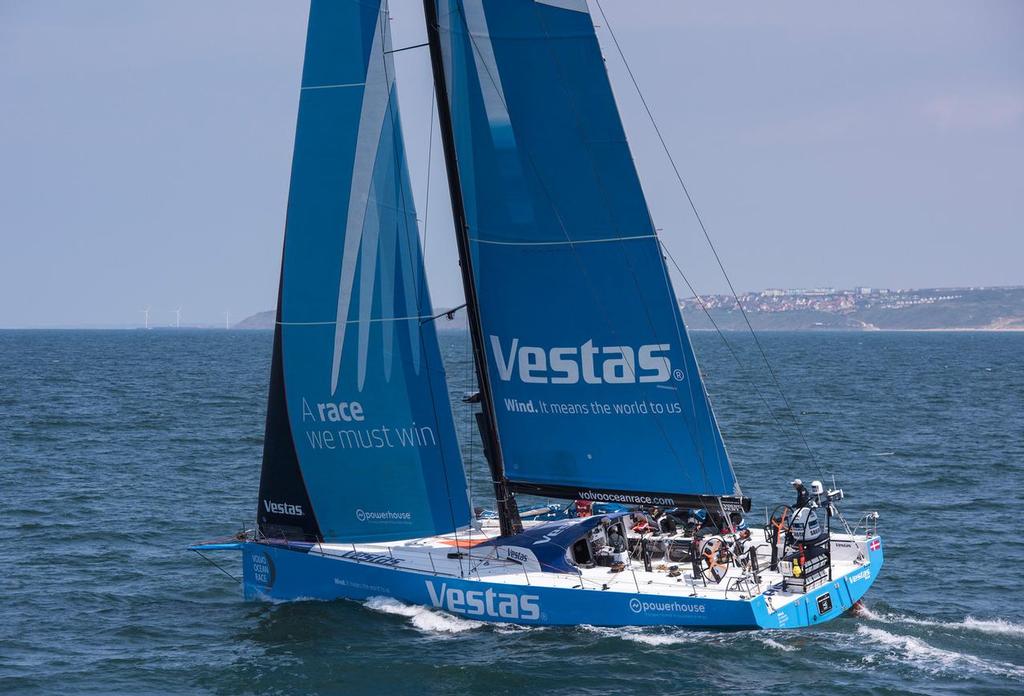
[581,625,706,646]
[363,596,485,634]
[858,604,1024,637]
[858,626,1024,680]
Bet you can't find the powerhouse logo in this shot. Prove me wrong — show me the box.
[628,597,705,614]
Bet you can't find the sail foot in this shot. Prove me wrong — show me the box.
[507,480,751,516]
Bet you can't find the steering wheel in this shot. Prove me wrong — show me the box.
[768,505,792,544]
[697,537,731,583]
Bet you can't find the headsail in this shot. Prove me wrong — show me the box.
[427,0,743,509]
[257,0,471,543]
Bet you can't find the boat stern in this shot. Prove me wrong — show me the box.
[752,533,883,629]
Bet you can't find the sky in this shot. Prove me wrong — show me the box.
[1,1,1021,328]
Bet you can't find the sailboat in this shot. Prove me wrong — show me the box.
[192,0,882,629]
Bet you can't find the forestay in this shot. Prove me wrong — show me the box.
[431,0,740,506]
[256,0,471,543]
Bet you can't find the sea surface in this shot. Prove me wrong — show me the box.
[1,329,1022,695]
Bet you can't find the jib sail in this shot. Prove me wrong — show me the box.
[427,0,742,508]
[257,0,471,542]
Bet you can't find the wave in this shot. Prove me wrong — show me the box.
[857,604,1024,637]
[582,626,796,652]
[363,596,485,635]
[581,625,704,647]
[857,626,1024,680]
[757,636,797,652]
[963,616,1024,637]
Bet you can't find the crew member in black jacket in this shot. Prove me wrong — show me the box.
[791,478,810,508]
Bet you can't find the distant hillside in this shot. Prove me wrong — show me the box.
[236,286,1024,332]
[234,310,275,330]
[680,286,1024,331]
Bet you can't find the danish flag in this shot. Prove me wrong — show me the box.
[869,538,881,551]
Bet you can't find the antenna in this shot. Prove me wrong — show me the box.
[224,310,230,330]
[141,306,151,330]
[172,307,181,329]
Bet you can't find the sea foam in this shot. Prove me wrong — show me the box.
[857,626,1024,679]
[364,596,485,635]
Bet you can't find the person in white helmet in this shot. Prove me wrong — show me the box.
[791,478,810,508]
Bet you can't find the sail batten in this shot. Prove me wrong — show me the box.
[430,0,740,502]
[257,0,471,543]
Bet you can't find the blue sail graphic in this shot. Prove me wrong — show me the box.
[433,0,739,502]
[259,0,471,542]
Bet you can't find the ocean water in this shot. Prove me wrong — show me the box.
[1,329,1022,695]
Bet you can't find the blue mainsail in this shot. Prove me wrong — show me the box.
[256,0,471,542]
[431,0,740,503]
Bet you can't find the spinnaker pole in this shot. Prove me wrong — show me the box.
[421,0,522,537]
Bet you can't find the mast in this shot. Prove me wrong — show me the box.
[422,0,522,537]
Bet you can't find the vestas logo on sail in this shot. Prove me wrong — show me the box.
[489,336,679,385]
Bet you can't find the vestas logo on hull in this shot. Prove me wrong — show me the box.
[425,581,541,621]
[490,336,679,385]
[848,569,871,584]
[263,500,304,517]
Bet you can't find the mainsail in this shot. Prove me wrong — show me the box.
[426,0,743,509]
[256,0,471,543]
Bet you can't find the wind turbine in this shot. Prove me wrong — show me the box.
[172,307,182,328]
[141,306,151,330]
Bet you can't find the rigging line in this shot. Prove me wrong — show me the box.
[659,239,805,448]
[381,2,463,560]
[385,41,429,54]
[528,3,718,496]
[593,0,823,474]
[428,2,521,533]
[418,87,436,299]
[191,550,240,584]
[277,314,435,326]
[420,302,468,326]
[470,234,655,246]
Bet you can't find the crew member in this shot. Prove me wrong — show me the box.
[631,512,654,535]
[575,500,593,518]
[686,508,712,536]
[733,528,753,562]
[607,524,628,563]
[652,508,678,535]
[733,528,759,580]
[690,530,705,579]
[607,525,625,550]
[791,478,810,508]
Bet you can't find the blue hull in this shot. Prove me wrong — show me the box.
[236,538,883,629]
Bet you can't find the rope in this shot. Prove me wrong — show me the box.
[191,549,241,584]
[593,0,825,478]
[659,240,806,450]
[381,2,464,571]
[419,302,467,326]
[384,41,429,55]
